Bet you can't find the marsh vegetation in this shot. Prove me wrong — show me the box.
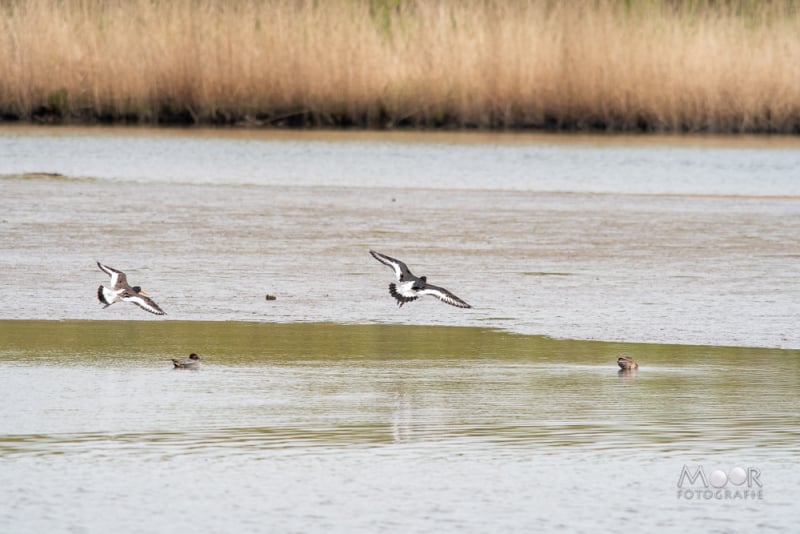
[1,0,799,132]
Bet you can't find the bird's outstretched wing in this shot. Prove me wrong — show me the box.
[370,250,415,281]
[97,261,128,289]
[122,293,166,315]
[417,284,472,308]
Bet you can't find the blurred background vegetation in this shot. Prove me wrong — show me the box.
[0,0,798,132]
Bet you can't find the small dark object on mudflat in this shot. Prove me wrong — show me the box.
[265,294,277,301]
[23,172,64,178]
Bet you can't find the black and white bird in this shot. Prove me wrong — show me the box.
[96,261,166,315]
[172,353,201,369]
[369,250,471,309]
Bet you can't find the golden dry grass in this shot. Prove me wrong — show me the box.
[1,0,799,132]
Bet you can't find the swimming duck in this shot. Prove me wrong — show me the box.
[617,355,639,370]
[172,353,201,369]
[96,261,166,315]
[369,250,471,308]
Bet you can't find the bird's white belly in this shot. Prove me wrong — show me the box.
[102,286,124,303]
[397,280,418,297]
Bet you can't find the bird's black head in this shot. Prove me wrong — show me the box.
[189,353,199,360]
[132,286,142,293]
[420,276,427,284]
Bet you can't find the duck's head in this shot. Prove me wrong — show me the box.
[189,353,200,360]
[420,276,427,284]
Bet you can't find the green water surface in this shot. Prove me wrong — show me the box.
[1,320,799,532]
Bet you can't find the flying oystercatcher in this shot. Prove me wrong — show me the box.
[96,261,166,315]
[369,250,471,309]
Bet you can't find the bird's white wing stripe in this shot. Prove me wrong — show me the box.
[97,262,124,287]
[370,250,409,281]
[123,294,166,315]
[417,286,471,308]
[370,251,401,280]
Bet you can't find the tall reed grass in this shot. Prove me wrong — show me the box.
[1,0,799,132]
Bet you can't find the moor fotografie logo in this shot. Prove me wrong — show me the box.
[677,465,763,500]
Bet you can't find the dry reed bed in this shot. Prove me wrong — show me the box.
[1,0,799,132]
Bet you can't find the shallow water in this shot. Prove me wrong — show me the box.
[1,321,798,533]
[3,126,800,195]
[1,154,799,347]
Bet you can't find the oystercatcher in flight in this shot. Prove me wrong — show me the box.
[369,250,471,308]
[96,261,166,315]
